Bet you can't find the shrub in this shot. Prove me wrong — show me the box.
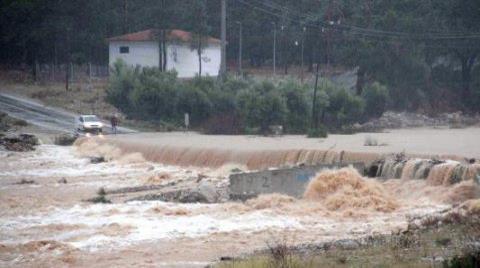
[307,125,328,138]
[279,80,310,133]
[362,82,390,118]
[54,134,77,146]
[176,84,212,125]
[202,113,242,134]
[30,89,61,99]
[219,75,251,92]
[106,59,140,114]
[105,62,381,135]
[87,195,111,204]
[364,136,378,146]
[325,86,365,128]
[237,81,287,134]
[17,179,35,185]
[12,118,28,126]
[129,68,178,120]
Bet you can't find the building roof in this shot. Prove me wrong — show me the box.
[107,29,221,45]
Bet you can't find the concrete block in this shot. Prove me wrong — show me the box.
[229,163,364,200]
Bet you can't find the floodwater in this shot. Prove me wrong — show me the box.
[78,128,480,170]
[1,142,478,267]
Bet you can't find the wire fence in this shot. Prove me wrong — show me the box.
[34,63,109,83]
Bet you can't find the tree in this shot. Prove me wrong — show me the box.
[184,0,210,76]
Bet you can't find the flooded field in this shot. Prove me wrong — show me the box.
[1,138,478,267]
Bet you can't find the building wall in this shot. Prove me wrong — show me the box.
[109,41,220,78]
[166,43,221,78]
[109,41,159,68]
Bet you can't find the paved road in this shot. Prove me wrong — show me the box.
[0,93,135,134]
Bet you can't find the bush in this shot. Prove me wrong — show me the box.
[12,118,28,126]
[202,113,242,134]
[106,59,140,115]
[307,125,328,138]
[105,62,382,134]
[279,80,310,133]
[362,82,389,118]
[219,75,251,92]
[364,135,378,146]
[177,84,213,125]
[237,81,287,134]
[325,86,365,128]
[54,134,77,146]
[129,68,178,120]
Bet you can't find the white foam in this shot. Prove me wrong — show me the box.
[0,201,302,251]
[0,145,181,178]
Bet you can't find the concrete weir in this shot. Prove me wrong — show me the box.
[229,163,365,200]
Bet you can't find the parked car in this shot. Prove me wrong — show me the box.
[75,115,103,134]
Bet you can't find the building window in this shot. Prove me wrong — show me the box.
[119,46,129,54]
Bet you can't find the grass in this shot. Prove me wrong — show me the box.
[364,135,379,146]
[54,134,77,146]
[307,126,328,138]
[16,179,35,185]
[85,187,111,204]
[87,195,111,204]
[216,216,480,268]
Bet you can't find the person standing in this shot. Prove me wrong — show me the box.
[110,114,118,134]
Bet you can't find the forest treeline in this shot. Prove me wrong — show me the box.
[1,0,480,112]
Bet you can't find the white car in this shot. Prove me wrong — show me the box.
[75,115,103,134]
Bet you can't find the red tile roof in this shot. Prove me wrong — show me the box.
[108,29,221,45]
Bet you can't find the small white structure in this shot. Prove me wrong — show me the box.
[108,29,221,78]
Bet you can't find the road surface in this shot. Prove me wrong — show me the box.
[0,93,135,134]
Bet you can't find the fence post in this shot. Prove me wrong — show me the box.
[66,63,70,91]
[88,62,92,79]
[70,63,74,83]
[51,63,55,81]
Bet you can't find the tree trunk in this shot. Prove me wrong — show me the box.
[461,55,476,102]
[162,35,167,71]
[356,66,365,96]
[198,37,202,76]
[158,33,163,71]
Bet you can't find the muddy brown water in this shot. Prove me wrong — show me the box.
[2,128,480,267]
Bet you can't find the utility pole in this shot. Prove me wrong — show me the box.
[123,0,128,34]
[311,21,321,130]
[220,0,227,78]
[281,25,287,75]
[271,22,276,76]
[236,21,242,76]
[301,26,306,83]
[312,62,320,130]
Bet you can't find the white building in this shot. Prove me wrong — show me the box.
[108,29,221,78]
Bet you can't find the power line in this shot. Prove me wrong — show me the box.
[250,0,480,39]
[238,0,480,41]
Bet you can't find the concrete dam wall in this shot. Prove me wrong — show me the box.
[229,163,365,200]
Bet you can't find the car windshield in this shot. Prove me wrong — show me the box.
[83,116,99,122]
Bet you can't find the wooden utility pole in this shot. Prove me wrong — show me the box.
[272,22,277,76]
[311,21,321,130]
[123,0,128,34]
[312,62,320,129]
[236,21,242,76]
[301,26,306,83]
[220,0,227,77]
